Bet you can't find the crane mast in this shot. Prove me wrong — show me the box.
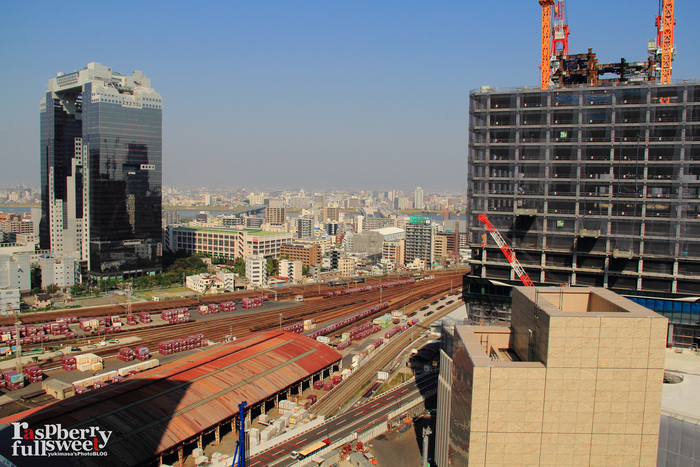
[477,214,535,287]
[551,1,569,57]
[539,0,555,89]
[659,0,675,84]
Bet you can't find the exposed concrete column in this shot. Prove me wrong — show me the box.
[215,425,220,445]
[260,400,267,415]
[245,409,251,428]
[231,419,236,434]
[297,382,302,394]
[197,435,202,450]
[274,394,279,408]
[178,446,184,467]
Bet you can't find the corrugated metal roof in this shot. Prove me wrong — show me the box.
[0,331,341,467]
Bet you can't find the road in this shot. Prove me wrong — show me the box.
[249,372,438,466]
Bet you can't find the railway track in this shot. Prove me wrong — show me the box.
[35,274,462,370]
[310,299,464,417]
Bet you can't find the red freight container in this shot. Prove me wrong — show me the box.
[306,394,317,404]
[313,380,324,390]
[332,375,342,385]
[323,381,334,391]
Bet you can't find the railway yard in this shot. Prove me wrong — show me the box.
[0,271,464,427]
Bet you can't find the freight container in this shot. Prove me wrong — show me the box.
[306,394,317,404]
[77,363,91,372]
[332,375,342,385]
[323,381,334,391]
[313,380,324,390]
[316,336,331,344]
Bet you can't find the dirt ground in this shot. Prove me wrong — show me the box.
[370,413,436,467]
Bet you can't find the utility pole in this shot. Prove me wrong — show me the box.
[422,426,432,467]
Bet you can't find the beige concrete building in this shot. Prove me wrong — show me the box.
[382,240,404,267]
[440,286,667,466]
[338,257,356,277]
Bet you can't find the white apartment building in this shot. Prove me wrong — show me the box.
[0,289,19,316]
[279,259,303,283]
[246,256,267,287]
[0,254,31,291]
[39,254,79,289]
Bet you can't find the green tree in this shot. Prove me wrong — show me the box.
[266,258,279,276]
[302,265,310,276]
[231,258,245,276]
[46,284,59,294]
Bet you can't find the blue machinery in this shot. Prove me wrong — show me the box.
[232,401,247,467]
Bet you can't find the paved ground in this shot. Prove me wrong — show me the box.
[371,412,436,467]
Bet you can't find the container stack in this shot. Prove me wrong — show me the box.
[158,334,205,355]
[278,399,298,415]
[23,365,43,383]
[135,347,151,360]
[336,339,350,350]
[2,370,24,390]
[138,312,152,324]
[62,355,77,371]
[2,370,24,391]
[208,303,220,314]
[220,301,236,312]
[303,319,316,331]
[76,353,103,372]
[248,428,260,448]
[283,322,303,333]
[117,347,135,362]
[160,308,190,324]
[242,297,262,309]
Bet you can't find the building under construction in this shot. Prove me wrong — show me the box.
[467,1,699,315]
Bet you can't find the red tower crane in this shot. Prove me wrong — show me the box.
[477,214,535,287]
[539,0,555,89]
[551,1,570,57]
[658,0,675,85]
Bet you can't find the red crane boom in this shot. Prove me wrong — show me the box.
[477,214,535,287]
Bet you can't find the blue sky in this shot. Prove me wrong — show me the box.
[2,1,699,192]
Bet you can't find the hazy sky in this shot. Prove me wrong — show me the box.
[2,1,700,192]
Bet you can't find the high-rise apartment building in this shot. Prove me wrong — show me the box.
[413,187,424,209]
[468,82,700,294]
[40,62,162,279]
[405,217,434,265]
[296,217,314,239]
[265,199,286,226]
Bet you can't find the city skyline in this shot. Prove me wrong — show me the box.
[2,1,700,190]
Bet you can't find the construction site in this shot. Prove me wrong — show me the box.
[467,0,699,321]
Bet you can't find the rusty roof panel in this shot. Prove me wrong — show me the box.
[0,331,341,467]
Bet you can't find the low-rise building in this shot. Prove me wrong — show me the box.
[186,273,225,294]
[338,257,355,277]
[280,243,321,267]
[39,254,79,290]
[279,259,303,283]
[246,256,267,287]
[166,226,293,260]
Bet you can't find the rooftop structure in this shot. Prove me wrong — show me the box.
[437,286,667,466]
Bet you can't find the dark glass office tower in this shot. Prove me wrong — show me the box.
[40,62,162,279]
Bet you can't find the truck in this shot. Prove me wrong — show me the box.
[291,438,331,460]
